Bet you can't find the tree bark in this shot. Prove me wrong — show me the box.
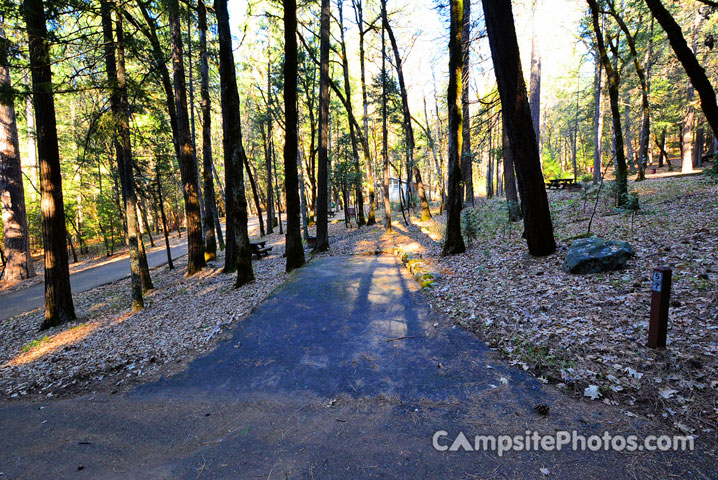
[314,0,331,250]
[169,0,205,275]
[484,0,556,256]
[24,0,76,328]
[623,91,634,173]
[503,116,522,222]
[352,0,376,225]
[241,143,264,237]
[264,49,275,235]
[198,0,217,261]
[383,13,430,221]
[588,0,629,207]
[0,32,35,283]
[103,1,152,307]
[592,53,604,183]
[682,11,702,173]
[461,0,473,204]
[127,2,183,193]
[529,0,542,149]
[693,127,704,168]
[442,0,466,256]
[186,8,205,235]
[380,0,392,233]
[283,0,306,271]
[155,161,174,269]
[215,0,254,286]
[338,0,365,227]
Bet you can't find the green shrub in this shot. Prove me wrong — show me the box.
[461,208,482,246]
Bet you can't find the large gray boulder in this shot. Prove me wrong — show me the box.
[564,237,635,274]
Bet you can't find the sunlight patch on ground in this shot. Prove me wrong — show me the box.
[3,313,132,367]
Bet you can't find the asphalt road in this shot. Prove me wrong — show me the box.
[0,256,712,478]
[0,218,265,322]
[0,234,190,322]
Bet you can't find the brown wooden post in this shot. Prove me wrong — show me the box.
[648,266,672,348]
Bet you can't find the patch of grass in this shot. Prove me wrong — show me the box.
[507,337,573,372]
[21,336,50,353]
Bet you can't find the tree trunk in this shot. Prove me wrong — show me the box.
[461,0,473,204]
[186,8,205,237]
[198,0,217,261]
[169,0,205,275]
[656,128,666,167]
[588,0,629,207]
[502,116,522,222]
[271,140,284,234]
[283,0,306,271]
[636,16,654,181]
[215,0,254,286]
[156,162,174,269]
[242,147,265,237]
[486,125,494,199]
[127,3,184,200]
[380,0,392,233]
[592,53,604,183]
[529,0,542,149]
[442,0,466,256]
[693,127,704,168]
[353,0,376,225]
[384,13,430,221]
[24,73,38,186]
[338,0,365,227]
[314,0,331,250]
[264,50,275,235]
[624,91,635,173]
[0,32,35,283]
[24,0,76,328]
[423,96,445,210]
[484,0,555,256]
[104,2,153,300]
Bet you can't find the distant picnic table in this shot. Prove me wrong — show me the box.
[250,240,272,258]
[546,178,578,190]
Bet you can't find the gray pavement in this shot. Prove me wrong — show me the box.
[0,217,264,321]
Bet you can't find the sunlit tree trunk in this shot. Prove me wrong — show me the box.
[0,32,35,283]
[461,0,473,204]
[380,0,392,233]
[215,0,254,286]
[169,0,205,274]
[24,0,76,328]
[442,0,465,256]
[484,0,555,256]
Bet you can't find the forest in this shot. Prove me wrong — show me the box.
[0,0,717,476]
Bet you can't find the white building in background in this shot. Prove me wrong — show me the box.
[388,177,407,203]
